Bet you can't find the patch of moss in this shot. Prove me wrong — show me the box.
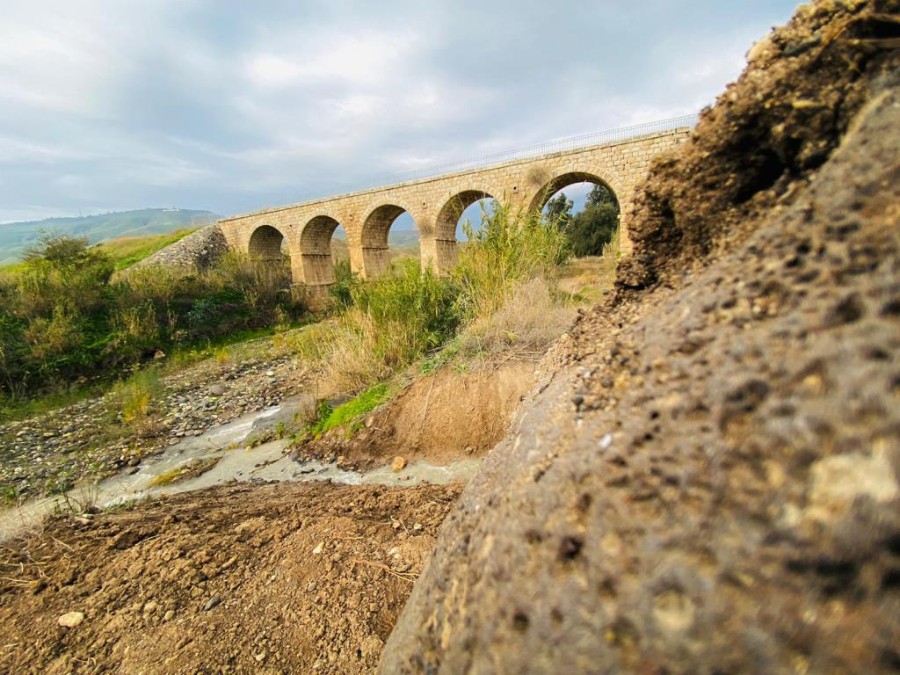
[307,383,392,438]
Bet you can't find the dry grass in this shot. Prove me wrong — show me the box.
[458,277,575,357]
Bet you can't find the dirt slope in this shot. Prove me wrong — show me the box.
[381,2,900,673]
[0,482,460,674]
[298,362,537,470]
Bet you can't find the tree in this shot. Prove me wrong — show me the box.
[585,183,617,209]
[567,183,620,257]
[544,192,573,229]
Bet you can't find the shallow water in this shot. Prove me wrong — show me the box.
[0,403,481,542]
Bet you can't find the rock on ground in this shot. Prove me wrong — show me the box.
[380,2,900,673]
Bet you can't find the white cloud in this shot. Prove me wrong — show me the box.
[243,29,421,89]
[0,0,801,223]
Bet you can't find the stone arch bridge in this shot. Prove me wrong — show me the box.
[218,116,694,295]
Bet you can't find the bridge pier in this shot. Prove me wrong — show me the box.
[420,236,457,276]
[360,246,391,279]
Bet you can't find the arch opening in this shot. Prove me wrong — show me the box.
[300,215,345,286]
[361,204,417,278]
[430,190,498,273]
[534,172,620,258]
[248,225,287,261]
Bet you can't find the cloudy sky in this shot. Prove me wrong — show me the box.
[0,0,801,224]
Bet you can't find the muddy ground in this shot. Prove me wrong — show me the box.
[0,482,460,674]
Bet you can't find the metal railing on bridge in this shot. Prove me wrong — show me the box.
[391,113,699,183]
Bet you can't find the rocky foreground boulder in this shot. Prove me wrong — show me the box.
[381,1,900,672]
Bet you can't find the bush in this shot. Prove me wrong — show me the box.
[110,367,164,428]
[321,260,459,389]
[296,203,571,391]
[458,277,572,356]
[454,202,570,321]
[0,236,306,405]
[329,258,356,308]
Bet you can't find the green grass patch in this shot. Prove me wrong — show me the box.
[306,382,392,438]
[0,384,105,423]
[0,485,18,506]
[95,228,197,270]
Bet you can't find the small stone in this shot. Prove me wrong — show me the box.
[312,541,324,555]
[255,652,267,663]
[209,384,227,397]
[163,610,175,621]
[204,596,221,611]
[599,434,614,450]
[58,611,85,628]
[391,456,407,472]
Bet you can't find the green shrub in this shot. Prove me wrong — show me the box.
[453,202,570,321]
[110,367,164,427]
[329,258,356,308]
[350,259,459,361]
[0,237,306,405]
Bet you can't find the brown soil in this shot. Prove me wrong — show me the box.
[382,2,900,673]
[296,360,536,469]
[0,482,460,674]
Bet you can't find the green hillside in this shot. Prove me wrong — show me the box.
[95,229,198,270]
[0,208,219,264]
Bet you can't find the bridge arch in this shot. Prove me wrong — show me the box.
[299,215,342,286]
[248,225,288,261]
[360,202,417,278]
[527,171,620,213]
[428,189,497,274]
[530,171,622,257]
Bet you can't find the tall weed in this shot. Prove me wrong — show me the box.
[453,202,569,321]
[110,367,164,427]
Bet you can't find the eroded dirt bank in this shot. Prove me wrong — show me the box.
[381,2,900,673]
[0,482,460,674]
[297,361,537,470]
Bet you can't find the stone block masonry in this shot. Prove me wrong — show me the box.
[218,126,691,289]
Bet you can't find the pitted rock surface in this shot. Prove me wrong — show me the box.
[381,2,900,672]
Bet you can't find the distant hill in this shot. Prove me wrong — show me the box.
[332,229,420,247]
[0,208,220,264]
